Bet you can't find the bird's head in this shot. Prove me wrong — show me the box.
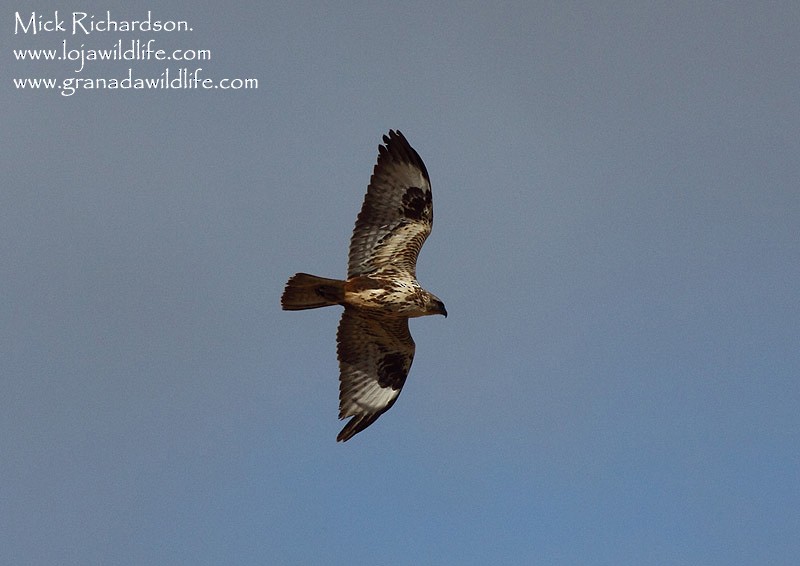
[427,293,447,318]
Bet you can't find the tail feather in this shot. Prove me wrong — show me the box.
[281,273,345,310]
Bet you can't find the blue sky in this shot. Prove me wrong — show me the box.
[3,2,799,564]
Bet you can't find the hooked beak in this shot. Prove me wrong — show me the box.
[437,301,447,318]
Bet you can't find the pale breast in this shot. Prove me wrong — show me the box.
[343,275,426,316]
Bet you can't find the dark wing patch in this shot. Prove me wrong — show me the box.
[402,186,433,221]
[377,352,409,389]
[336,308,415,442]
[347,130,433,278]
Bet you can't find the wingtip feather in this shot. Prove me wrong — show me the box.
[336,413,381,442]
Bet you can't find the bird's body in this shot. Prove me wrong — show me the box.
[281,130,446,442]
[282,270,439,318]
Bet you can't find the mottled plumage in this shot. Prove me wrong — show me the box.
[281,130,446,441]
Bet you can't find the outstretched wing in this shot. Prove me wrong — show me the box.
[336,308,415,442]
[347,130,433,278]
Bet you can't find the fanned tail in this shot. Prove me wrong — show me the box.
[281,273,345,310]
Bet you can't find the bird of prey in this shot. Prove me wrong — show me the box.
[281,130,446,442]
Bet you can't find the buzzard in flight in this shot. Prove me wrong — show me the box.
[281,130,446,442]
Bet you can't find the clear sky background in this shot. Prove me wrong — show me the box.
[3,2,799,564]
